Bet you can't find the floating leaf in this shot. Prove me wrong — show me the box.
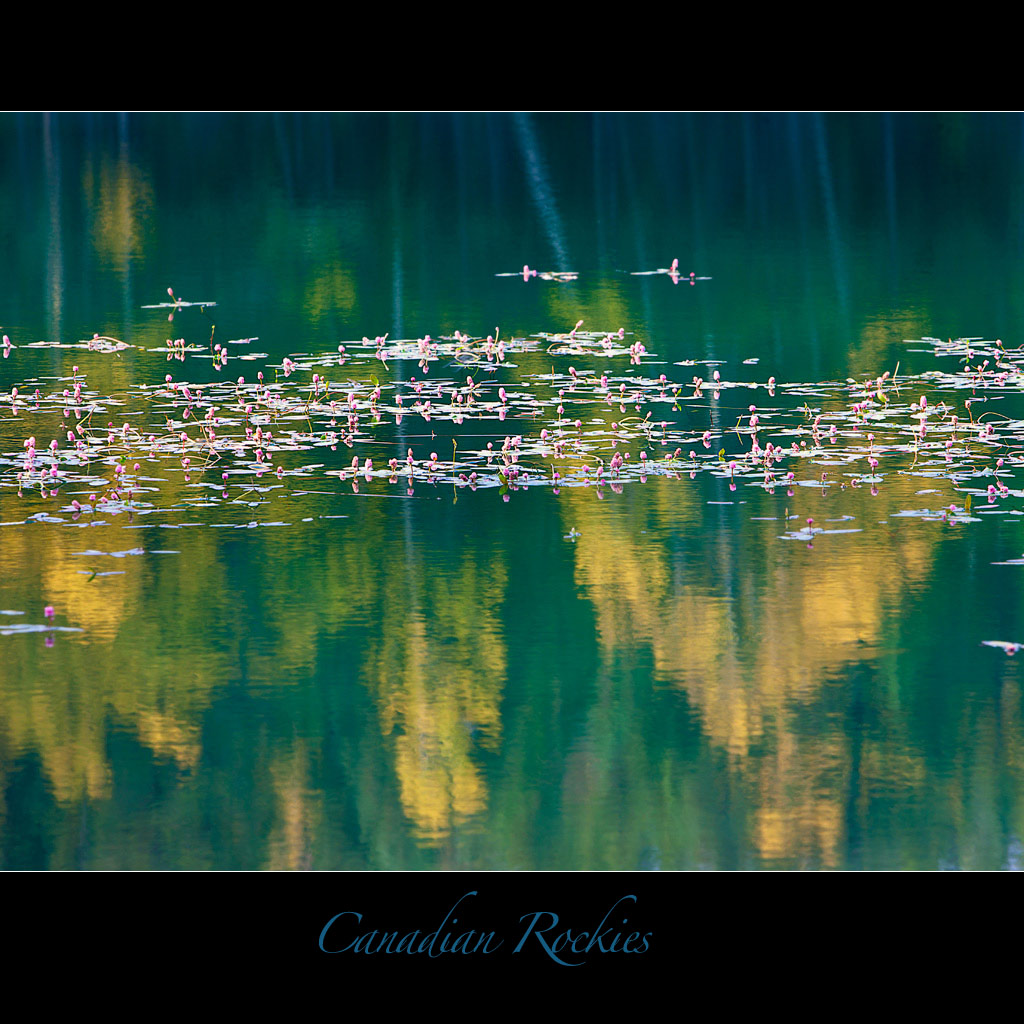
[982,640,1022,655]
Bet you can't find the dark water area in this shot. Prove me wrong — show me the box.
[2,112,1024,871]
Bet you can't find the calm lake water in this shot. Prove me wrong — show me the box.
[3,112,1024,870]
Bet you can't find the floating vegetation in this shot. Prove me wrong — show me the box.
[982,640,1023,655]
[495,265,578,282]
[0,623,85,637]
[141,301,218,310]
[22,335,136,353]
[5,301,1024,648]
[72,547,147,558]
[141,287,217,309]
[630,259,711,285]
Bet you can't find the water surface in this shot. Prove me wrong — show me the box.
[2,112,1024,870]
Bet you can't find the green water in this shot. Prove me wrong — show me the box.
[2,112,1024,870]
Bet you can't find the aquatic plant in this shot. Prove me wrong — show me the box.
[3,321,1022,510]
[495,266,578,283]
[630,259,712,285]
[3,299,1024,657]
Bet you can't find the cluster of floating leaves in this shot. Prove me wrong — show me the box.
[629,258,712,286]
[496,261,710,285]
[3,309,1024,650]
[495,266,579,283]
[2,323,1024,509]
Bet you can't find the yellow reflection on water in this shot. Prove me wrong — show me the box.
[363,557,506,844]
[83,154,154,267]
[265,740,321,870]
[0,516,231,806]
[555,472,945,866]
[303,260,358,324]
